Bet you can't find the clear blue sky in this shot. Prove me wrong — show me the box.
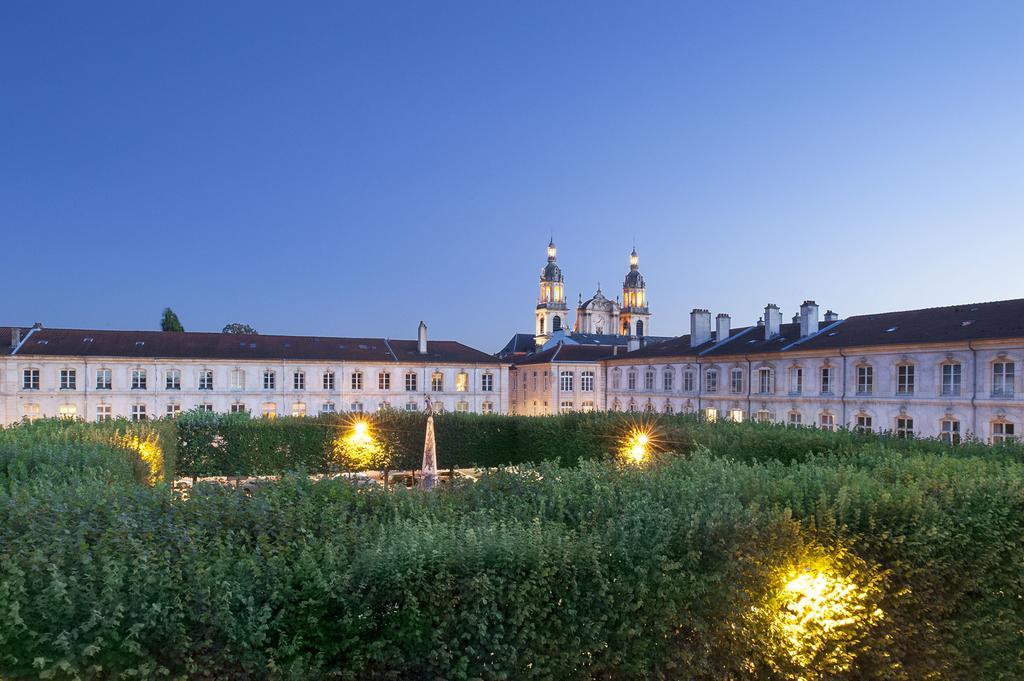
[4,1,1022,351]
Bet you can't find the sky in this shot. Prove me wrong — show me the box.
[3,1,1023,352]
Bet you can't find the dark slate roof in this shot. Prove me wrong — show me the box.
[3,326,31,353]
[564,333,632,346]
[11,327,501,364]
[796,299,1024,351]
[496,333,537,358]
[513,343,617,366]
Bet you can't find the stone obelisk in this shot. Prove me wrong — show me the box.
[419,396,438,490]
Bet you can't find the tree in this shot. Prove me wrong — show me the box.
[160,308,184,332]
[222,323,257,334]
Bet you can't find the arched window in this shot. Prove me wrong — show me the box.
[636,320,644,337]
[539,317,545,334]
[552,316,562,331]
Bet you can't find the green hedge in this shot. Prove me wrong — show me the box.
[2,447,1022,679]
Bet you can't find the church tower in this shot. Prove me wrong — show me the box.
[619,247,651,337]
[535,238,568,346]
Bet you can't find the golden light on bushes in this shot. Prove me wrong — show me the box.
[114,432,164,485]
[621,428,653,465]
[351,420,371,444]
[333,418,389,472]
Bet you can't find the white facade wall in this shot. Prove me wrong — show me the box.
[511,362,603,415]
[0,355,508,424]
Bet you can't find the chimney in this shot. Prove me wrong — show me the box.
[417,321,428,354]
[689,309,712,347]
[10,328,21,351]
[824,309,839,323]
[764,304,782,339]
[799,300,819,337]
[792,313,800,324]
[716,313,731,342]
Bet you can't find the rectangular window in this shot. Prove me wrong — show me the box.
[704,407,718,422]
[663,370,673,392]
[133,369,148,390]
[627,371,637,390]
[263,371,276,390]
[294,371,306,390]
[198,404,213,413]
[456,400,470,413]
[644,370,655,391]
[60,369,77,390]
[790,367,803,395]
[560,371,574,392]
[456,372,468,392]
[262,403,277,418]
[431,372,444,392]
[230,369,246,390]
[22,368,40,390]
[166,404,180,418]
[481,401,494,414]
[611,371,620,390]
[482,373,494,392]
[728,408,744,423]
[96,368,112,390]
[350,402,364,413]
[820,367,834,395]
[230,403,247,414]
[559,400,574,411]
[405,372,418,391]
[131,404,147,421]
[856,366,873,395]
[164,369,179,391]
[348,371,361,391]
[705,370,718,393]
[581,400,594,413]
[897,365,915,395]
[581,371,595,392]
[758,368,772,394]
[378,372,391,390]
[96,404,112,422]
[896,417,914,439]
[993,362,1015,397]
[941,419,960,445]
[323,371,336,390]
[819,413,836,431]
[992,421,1015,444]
[941,364,961,396]
[683,370,694,392]
[199,370,214,391]
[855,414,873,434]
[755,410,772,423]
[405,402,418,412]
[730,369,743,394]
[292,402,307,417]
[788,411,802,427]
[55,404,75,419]
[321,402,336,414]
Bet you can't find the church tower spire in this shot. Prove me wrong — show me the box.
[535,238,568,346]
[619,247,651,337]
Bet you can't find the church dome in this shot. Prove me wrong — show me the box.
[624,269,644,289]
[542,261,563,282]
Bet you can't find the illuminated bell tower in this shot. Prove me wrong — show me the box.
[619,247,651,337]
[535,238,568,347]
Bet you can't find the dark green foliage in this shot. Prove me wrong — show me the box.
[222,322,258,334]
[160,307,185,332]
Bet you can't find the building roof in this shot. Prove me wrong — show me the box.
[513,342,617,366]
[496,332,537,358]
[8,327,502,364]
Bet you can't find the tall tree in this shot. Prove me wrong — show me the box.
[160,308,184,332]
[222,323,257,334]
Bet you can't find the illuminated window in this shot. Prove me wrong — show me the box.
[789,367,803,395]
[819,412,836,431]
[198,404,213,413]
[230,403,247,414]
[456,371,468,392]
[683,370,694,392]
[627,370,637,390]
[261,402,277,418]
[992,362,1015,397]
[663,369,673,392]
[481,401,494,414]
[166,404,180,418]
[855,414,873,434]
[22,368,40,390]
[941,363,961,396]
[133,369,148,390]
[730,369,744,394]
[940,418,960,445]
[788,411,802,426]
[481,372,494,392]
[292,402,306,417]
[131,404,147,421]
[705,369,718,393]
[560,371,574,391]
[199,370,214,391]
[704,407,718,422]
[378,372,391,390]
[755,409,772,423]
[263,370,276,390]
[350,402,363,413]
[896,417,914,438]
[294,371,306,390]
[560,400,574,412]
[728,408,744,422]
[231,368,246,390]
[24,403,40,422]
[431,372,444,392]
[323,371,336,390]
[60,369,77,390]
[856,366,873,395]
[644,370,655,391]
[59,404,77,419]
[820,367,834,395]
[96,368,112,390]
[321,402,335,413]
[992,421,1015,444]
[96,404,112,421]
[405,372,418,391]
[757,368,772,394]
[163,369,177,391]
[581,371,594,392]
[456,400,470,413]
[897,364,915,395]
